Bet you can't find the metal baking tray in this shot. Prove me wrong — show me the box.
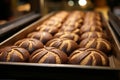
[108,11,120,42]
[0,12,120,79]
[0,12,40,43]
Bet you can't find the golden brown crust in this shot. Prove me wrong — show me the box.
[79,38,111,54]
[46,38,79,56]
[83,11,102,28]
[29,47,68,64]
[0,46,30,62]
[61,11,85,29]
[36,25,59,35]
[80,24,103,34]
[54,32,80,44]
[14,38,44,54]
[80,31,107,41]
[68,48,109,66]
[59,27,81,35]
[36,11,69,30]
[27,31,53,44]
[84,11,101,21]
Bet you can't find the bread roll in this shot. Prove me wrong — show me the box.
[68,48,109,66]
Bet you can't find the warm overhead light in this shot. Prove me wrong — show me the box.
[68,0,74,6]
[78,0,87,6]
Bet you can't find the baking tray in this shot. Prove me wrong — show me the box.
[0,12,40,43]
[108,11,120,42]
[0,12,120,79]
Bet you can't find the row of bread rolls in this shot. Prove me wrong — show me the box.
[0,11,111,67]
[71,11,111,66]
[59,11,85,35]
[79,11,111,54]
[36,11,69,35]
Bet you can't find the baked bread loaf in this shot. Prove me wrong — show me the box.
[37,11,69,30]
[84,11,101,21]
[52,11,69,18]
[68,10,85,21]
[36,25,58,35]
[46,38,78,56]
[29,47,68,64]
[14,38,44,54]
[42,20,62,29]
[49,11,69,24]
[68,48,109,66]
[83,11,102,27]
[27,31,53,44]
[61,11,85,29]
[62,20,81,29]
[0,46,30,62]
[54,32,80,44]
[59,27,80,35]
[84,21,102,27]
[79,38,111,54]
[80,31,107,41]
[80,24,103,34]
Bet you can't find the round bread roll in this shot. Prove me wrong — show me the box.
[29,47,68,64]
[84,12,102,27]
[69,10,85,19]
[79,38,111,54]
[84,11,101,21]
[0,46,30,62]
[54,32,80,44]
[62,21,82,29]
[59,27,80,35]
[84,20,102,27]
[54,11,69,19]
[36,25,58,35]
[14,38,44,54]
[80,31,107,41]
[46,38,78,56]
[49,17,63,23]
[42,20,62,29]
[49,17,65,25]
[42,20,55,26]
[49,12,68,24]
[68,48,109,66]
[62,11,84,28]
[80,24,103,34]
[27,31,53,44]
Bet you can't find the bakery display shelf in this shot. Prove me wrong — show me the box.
[0,12,40,43]
[0,11,120,79]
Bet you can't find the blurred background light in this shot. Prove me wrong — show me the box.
[78,0,87,6]
[68,0,74,6]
